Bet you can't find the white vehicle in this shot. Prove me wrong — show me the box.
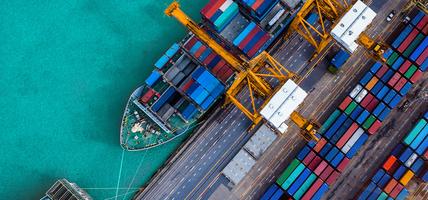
[386,10,396,22]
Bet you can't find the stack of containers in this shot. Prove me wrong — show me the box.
[183,67,225,111]
[260,10,428,200]
[232,21,272,58]
[183,36,235,83]
[234,0,281,21]
[154,43,181,70]
[200,0,240,32]
[358,112,428,200]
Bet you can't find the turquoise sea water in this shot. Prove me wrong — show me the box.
[0,1,206,199]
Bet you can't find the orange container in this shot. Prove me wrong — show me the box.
[365,76,379,90]
[399,170,414,186]
[384,179,398,194]
[382,155,397,171]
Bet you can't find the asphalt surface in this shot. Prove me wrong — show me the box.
[135,0,422,199]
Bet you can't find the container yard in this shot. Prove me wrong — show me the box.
[3,0,427,199]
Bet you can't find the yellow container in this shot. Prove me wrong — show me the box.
[399,170,414,186]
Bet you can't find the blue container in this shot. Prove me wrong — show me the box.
[151,87,176,112]
[410,158,424,173]
[325,147,339,162]
[165,43,180,57]
[358,182,376,200]
[379,107,391,121]
[367,187,382,200]
[243,31,265,53]
[190,42,202,54]
[421,58,428,72]
[392,57,405,70]
[155,55,170,69]
[415,135,428,155]
[233,22,256,46]
[410,37,428,61]
[270,187,284,200]
[197,71,220,92]
[372,169,385,183]
[391,143,405,157]
[399,147,413,163]
[308,139,317,148]
[411,11,425,26]
[383,90,397,104]
[182,104,197,120]
[381,69,394,83]
[389,94,402,108]
[393,165,407,180]
[400,82,412,95]
[370,62,382,73]
[297,146,311,161]
[373,103,386,117]
[211,84,225,99]
[360,72,373,86]
[346,133,368,158]
[331,152,345,167]
[357,110,370,125]
[376,86,390,100]
[383,48,394,59]
[378,173,391,188]
[410,124,428,150]
[287,168,311,195]
[320,142,333,157]
[201,96,215,110]
[422,170,428,182]
[331,118,353,144]
[311,183,329,200]
[325,113,347,139]
[351,105,364,120]
[192,67,205,79]
[396,188,409,200]
[331,49,351,69]
[199,48,211,61]
[392,25,413,48]
[260,184,278,200]
[145,71,161,87]
[306,13,319,25]
[208,56,221,69]
[371,81,384,95]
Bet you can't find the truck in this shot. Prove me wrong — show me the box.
[328,49,351,73]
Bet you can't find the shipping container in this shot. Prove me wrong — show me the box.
[391,25,413,48]
[328,49,351,73]
[277,159,300,186]
[260,184,278,200]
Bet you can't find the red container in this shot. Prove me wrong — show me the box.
[181,79,195,92]
[301,179,324,200]
[388,161,401,175]
[238,28,260,49]
[398,28,419,53]
[366,98,379,112]
[201,0,226,19]
[303,151,316,166]
[398,60,411,74]
[336,123,359,148]
[388,72,401,87]
[141,88,156,104]
[394,77,407,91]
[368,120,382,135]
[212,61,224,74]
[326,171,340,185]
[390,183,404,198]
[248,34,270,57]
[194,45,207,58]
[416,46,428,65]
[314,160,328,176]
[339,96,352,111]
[308,156,322,171]
[417,16,428,30]
[313,138,327,153]
[203,53,217,66]
[384,179,398,194]
[410,69,423,83]
[424,148,428,160]
[423,23,428,34]
[376,65,388,78]
[184,37,198,50]
[337,157,350,172]
[360,93,374,108]
[320,165,333,181]
[383,155,397,171]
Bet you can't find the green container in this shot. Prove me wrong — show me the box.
[214,3,238,30]
[387,52,399,66]
[281,163,305,190]
[377,192,388,200]
[363,115,376,130]
[404,119,427,145]
[293,173,317,199]
[404,65,418,79]
[276,159,300,185]
[403,33,425,57]
[320,109,341,134]
[345,101,357,115]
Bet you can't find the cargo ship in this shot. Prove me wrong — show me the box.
[120,0,303,151]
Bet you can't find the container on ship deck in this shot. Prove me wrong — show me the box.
[235,0,281,21]
[200,0,240,32]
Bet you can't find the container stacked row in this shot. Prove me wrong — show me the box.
[358,112,428,200]
[153,43,181,70]
[235,0,280,21]
[232,21,271,58]
[201,0,239,32]
[260,10,428,200]
[184,36,234,83]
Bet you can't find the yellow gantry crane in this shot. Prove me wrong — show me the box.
[288,0,388,62]
[165,2,319,141]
